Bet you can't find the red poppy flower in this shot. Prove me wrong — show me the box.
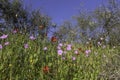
[43,66,49,74]
[51,36,57,42]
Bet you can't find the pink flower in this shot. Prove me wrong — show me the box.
[85,50,91,57]
[72,57,76,60]
[24,44,28,49]
[102,45,106,49]
[66,44,72,51]
[98,42,101,45]
[13,30,17,33]
[58,43,63,47]
[0,44,3,49]
[63,51,67,54]
[43,47,47,50]
[29,35,36,40]
[88,50,91,53]
[100,37,104,40]
[4,42,9,46]
[57,49,63,55]
[85,50,91,54]
[57,46,61,50]
[62,57,65,60]
[74,50,78,54]
[13,28,19,33]
[67,44,72,47]
[0,34,8,39]
[66,47,71,51]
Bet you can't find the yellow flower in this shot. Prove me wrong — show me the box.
[30,59,33,64]
[9,64,12,67]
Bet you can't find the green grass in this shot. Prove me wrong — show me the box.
[0,33,120,80]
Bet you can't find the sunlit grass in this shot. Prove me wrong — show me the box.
[0,32,119,80]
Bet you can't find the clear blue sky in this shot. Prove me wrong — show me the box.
[23,0,105,25]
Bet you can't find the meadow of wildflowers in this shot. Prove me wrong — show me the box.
[0,32,120,80]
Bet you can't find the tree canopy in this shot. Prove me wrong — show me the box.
[0,0,51,37]
[54,0,120,46]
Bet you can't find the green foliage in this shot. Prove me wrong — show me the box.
[0,32,119,80]
[0,0,120,79]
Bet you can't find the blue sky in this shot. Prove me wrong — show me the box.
[23,0,105,25]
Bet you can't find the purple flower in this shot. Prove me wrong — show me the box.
[24,44,28,49]
[4,42,9,46]
[0,44,3,49]
[29,35,36,40]
[43,47,47,50]
[72,57,76,60]
[0,34,8,39]
[57,49,63,55]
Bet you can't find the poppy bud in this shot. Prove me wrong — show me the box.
[51,36,57,42]
[43,66,49,74]
[39,25,44,30]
